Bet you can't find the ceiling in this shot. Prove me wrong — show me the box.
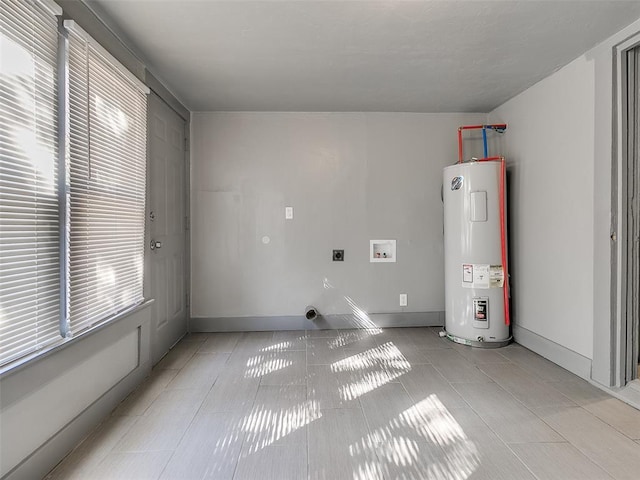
[86,0,640,113]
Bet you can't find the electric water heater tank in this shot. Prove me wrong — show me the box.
[443,160,511,347]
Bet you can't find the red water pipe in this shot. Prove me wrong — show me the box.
[498,157,510,326]
[457,124,507,163]
[473,155,511,327]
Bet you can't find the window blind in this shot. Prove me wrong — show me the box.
[0,0,61,364]
[66,23,148,334]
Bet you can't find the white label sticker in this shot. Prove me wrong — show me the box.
[463,264,473,283]
[462,263,503,289]
[490,265,504,288]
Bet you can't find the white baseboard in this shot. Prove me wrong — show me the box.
[6,362,150,480]
[190,311,444,332]
[513,324,592,380]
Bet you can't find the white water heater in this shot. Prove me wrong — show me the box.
[443,160,511,347]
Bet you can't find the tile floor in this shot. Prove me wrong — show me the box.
[46,327,640,480]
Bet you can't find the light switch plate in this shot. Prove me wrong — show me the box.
[285,206,293,220]
[399,294,408,307]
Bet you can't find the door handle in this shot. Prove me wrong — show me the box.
[150,240,162,250]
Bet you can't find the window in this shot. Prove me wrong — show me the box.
[66,22,148,334]
[0,0,61,365]
[0,2,149,368]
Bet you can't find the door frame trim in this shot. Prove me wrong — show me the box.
[612,32,640,388]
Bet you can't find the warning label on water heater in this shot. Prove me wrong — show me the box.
[462,264,504,289]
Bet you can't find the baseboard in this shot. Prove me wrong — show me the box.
[5,362,151,480]
[513,324,592,380]
[190,311,444,332]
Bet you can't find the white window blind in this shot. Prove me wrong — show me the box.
[66,23,148,334]
[0,0,61,365]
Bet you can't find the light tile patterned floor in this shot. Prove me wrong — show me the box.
[46,327,640,480]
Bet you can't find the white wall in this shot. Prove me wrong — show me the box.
[490,16,640,383]
[191,112,487,324]
[490,56,595,359]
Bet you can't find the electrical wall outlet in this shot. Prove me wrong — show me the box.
[285,206,294,219]
[333,249,344,261]
[399,293,408,307]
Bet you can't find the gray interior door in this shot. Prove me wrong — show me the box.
[148,93,188,365]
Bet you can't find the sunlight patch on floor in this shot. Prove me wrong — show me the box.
[331,342,412,401]
[259,341,295,352]
[241,400,322,454]
[328,328,383,349]
[242,355,293,378]
[351,395,479,480]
